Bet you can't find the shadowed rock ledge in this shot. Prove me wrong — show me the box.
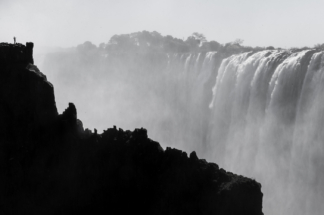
[0,42,263,215]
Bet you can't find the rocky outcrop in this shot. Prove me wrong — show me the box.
[0,43,263,215]
[0,42,34,65]
[0,46,57,172]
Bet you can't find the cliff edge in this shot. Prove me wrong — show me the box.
[0,42,263,215]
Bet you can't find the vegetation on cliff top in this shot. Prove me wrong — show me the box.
[57,31,324,59]
[75,31,272,56]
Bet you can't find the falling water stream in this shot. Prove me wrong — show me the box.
[41,49,324,215]
[208,50,324,215]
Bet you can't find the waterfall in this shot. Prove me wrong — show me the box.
[43,47,324,215]
[209,50,324,215]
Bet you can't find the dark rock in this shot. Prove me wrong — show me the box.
[61,102,77,122]
[0,42,34,65]
[0,42,263,215]
[190,151,199,160]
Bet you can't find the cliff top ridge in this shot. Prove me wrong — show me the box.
[0,42,34,65]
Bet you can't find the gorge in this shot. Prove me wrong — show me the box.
[40,31,324,215]
[0,40,263,214]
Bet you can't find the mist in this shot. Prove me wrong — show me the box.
[33,31,324,215]
[36,35,220,154]
[3,0,324,214]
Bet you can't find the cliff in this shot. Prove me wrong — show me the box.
[0,42,34,65]
[0,42,263,215]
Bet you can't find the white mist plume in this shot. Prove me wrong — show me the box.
[39,47,324,215]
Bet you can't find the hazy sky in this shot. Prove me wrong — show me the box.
[1,0,324,49]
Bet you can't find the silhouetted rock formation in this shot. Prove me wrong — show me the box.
[0,43,263,215]
[0,42,34,65]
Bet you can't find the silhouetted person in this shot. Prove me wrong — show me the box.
[14,37,16,44]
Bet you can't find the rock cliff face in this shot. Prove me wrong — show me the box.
[0,42,263,215]
[0,42,34,65]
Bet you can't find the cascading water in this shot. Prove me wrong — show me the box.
[42,47,324,215]
[208,49,324,215]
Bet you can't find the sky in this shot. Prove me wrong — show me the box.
[1,0,324,49]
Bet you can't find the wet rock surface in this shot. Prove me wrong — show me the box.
[0,43,263,215]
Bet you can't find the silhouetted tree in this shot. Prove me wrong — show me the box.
[201,41,221,52]
[107,34,137,52]
[77,41,97,52]
[99,43,106,50]
[185,36,200,52]
[232,38,244,45]
[192,32,207,46]
[314,43,324,50]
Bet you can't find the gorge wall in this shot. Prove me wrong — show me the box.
[41,37,324,215]
[0,42,263,214]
